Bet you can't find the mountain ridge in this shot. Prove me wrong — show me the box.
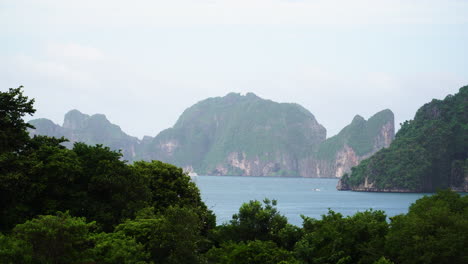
[338,86,467,192]
[28,92,394,177]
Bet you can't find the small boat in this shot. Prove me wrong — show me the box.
[312,188,321,192]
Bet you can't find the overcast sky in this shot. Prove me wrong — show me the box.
[1,0,467,138]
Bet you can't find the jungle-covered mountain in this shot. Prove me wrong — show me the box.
[338,86,468,192]
[29,92,394,177]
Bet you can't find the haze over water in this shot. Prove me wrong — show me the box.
[195,176,431,226]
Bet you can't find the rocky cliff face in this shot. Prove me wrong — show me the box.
[28,118,64,138]
[29,94,395,178]
[333,145,362,177]
[141,95,393,177]
[307,110,395,178]
[28,110,141,160]
[338,86,468,192]
[143,92,327,176]
[208,151,301,177]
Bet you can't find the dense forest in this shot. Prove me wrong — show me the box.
[339,86,468,192]
[1,87,467,263]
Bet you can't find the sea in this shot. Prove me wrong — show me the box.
[194,176,433,226]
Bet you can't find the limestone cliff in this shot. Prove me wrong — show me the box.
[143,92,326,176]
[308,110,395,178]
[141,95,393,177]
[29,95,394,178]
[28,118,64,138]
[338,86,468,192]
[209,151,301,177]
[28,110,141,160]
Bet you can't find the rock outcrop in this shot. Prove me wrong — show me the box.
[338,86,468,192]
[28,110,141,161]
[143,92,327,176]
[139,94,394,177]
[307,109,395,178]
[29,93,395,178]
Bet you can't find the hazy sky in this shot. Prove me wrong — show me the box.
[1,0,467,138]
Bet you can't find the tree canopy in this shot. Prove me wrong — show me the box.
[0,86,35,154]
[1,86,466,264]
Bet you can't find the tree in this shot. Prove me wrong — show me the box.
[73,143,151,231]
[205,240,299,264]
[116,206,205,264]
[5,211,150,264]
[0,135,81,230]
[0,233,33,264]
[12,211,95,264]
[90,231,149,264]
[386,190,468,264]
[295,209,388,264]
[0,86,35,154]
[132,160,202,210]
[211,199,289,244]
[132,160,216,233]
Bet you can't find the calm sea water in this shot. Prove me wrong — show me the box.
[195,176,432,226]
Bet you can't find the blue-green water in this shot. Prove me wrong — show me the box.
[195,176,432,226]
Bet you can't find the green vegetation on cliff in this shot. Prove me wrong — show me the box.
[147,92,326,175]
[29,93,395,177]
[340,86,468,191]
[29,109,141,161]
[316,109,394,161]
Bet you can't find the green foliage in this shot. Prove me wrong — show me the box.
[3,87,468,264]
[205,240,299,264]
[0,135,81,230]
[132,160,216,233]
[0,139,151,232]
[296,209,388,264]
[344,86,468,191]
[29,93,328,175]
[0,86,36,154]
[0,138,213,233]
[373,257,394,264]
[145,92,326,175]
[3,212,150,264]
[0,233,33,264]
[277,223,304,251]
[73,143,151,231]
[212,199,289,244]
[90,231,149,264]
[12,211,95,264]
[316,110,393,160]
[386,190,468,264]
[116,206,205,264]
[133,160,201,210]
[28,93,396,178]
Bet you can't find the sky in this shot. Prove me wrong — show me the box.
[1,0,467,138]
